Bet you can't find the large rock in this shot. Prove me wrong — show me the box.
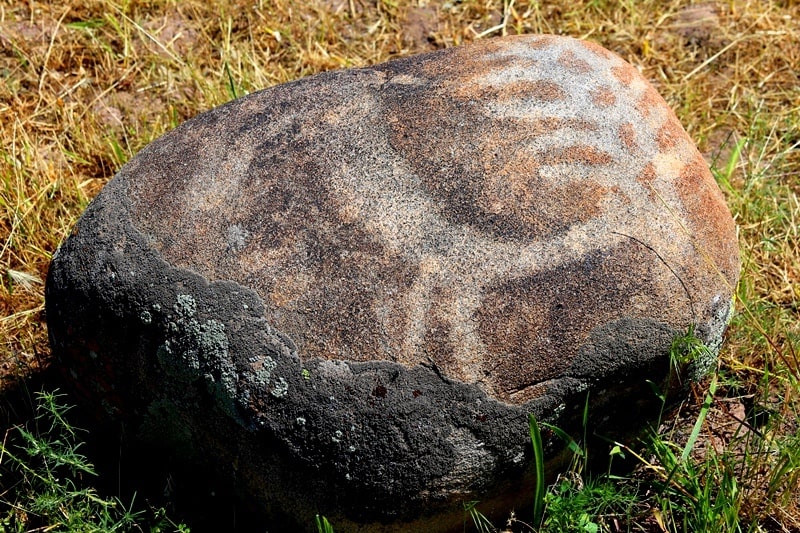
[46,35,739,531]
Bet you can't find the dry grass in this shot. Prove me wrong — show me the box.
[1,0,799,530]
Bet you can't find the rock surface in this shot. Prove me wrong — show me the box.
[46,34,739,531]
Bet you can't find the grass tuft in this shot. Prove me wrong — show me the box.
[0,390,189,532]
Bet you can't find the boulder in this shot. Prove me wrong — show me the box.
[46,34,739,531]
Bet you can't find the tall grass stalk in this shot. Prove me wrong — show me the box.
[528,413,546,529]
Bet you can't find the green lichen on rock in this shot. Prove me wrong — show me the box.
[157,294,238,417]
[156,341,201,382]
[246,355,277,387]
[174,293,197,318]
[270,376,289,398]
[243,354,290,399]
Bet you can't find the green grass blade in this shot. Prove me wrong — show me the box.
[542,422,585,459]
[681,374,718,463]
[224,62,238,100]
[529,413,546,528]
[463,501,496,533]
[315,514,334,533]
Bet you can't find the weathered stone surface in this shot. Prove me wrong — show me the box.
[46,35,739,531]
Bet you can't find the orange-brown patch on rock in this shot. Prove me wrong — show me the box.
[264,263,311,308]
[558,49,591,73]
[636,162,658,201]
[338,201,360,224]
[513,117,564,137]
[484,79,565,103]
[539,179,608,227]
[619,122,637,149]
[477,130,611,234]
[480,168,609,244]
[674,154,739,284]
[563,118,600,132]
[590,87,616,107]
[635,86,665,118]
[578,39,615,61]
[493,117,598,137]
[611,64,637,86]
[539,144,613,166]
[428,42,519,88]
[524,80,566,102]
[448,57,539,101]
[480,151,540,214]
[656,115,688,150]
